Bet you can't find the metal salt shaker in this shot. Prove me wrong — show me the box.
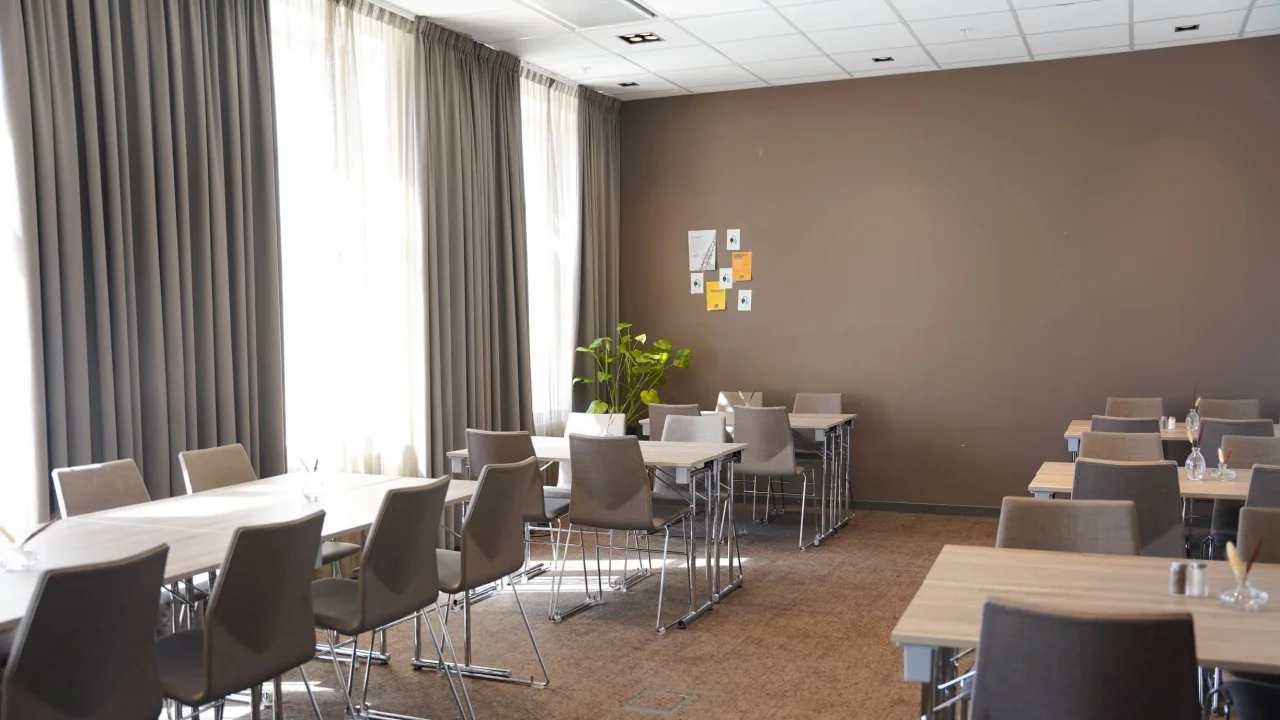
[1169,561,1188,595]
[1187,562,1209,597]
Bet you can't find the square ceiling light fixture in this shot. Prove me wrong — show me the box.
[618,31,663,44]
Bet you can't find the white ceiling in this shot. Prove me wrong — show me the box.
[399,0,1280,100]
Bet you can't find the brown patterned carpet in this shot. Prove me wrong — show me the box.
[266,510,997,720]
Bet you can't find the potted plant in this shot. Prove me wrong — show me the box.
[573,322,692,429]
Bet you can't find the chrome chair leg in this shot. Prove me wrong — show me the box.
[655,525,672,633]
[298,666,324,720]
[509,582,551,688]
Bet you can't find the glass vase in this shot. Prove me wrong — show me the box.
[1186,446,1206,481]
[1186,407,1201,434]
[1220,578,1269,612]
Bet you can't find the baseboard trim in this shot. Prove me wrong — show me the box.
[852,501,1000,518]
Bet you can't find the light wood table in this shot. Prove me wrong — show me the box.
[1063,419,1280,455]
[448,437,747,628]
[1029,461,1252,500]
[893,544,1280,719]
[0,473,475,632]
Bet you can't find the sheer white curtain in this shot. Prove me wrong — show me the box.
[521,70,581,436]
[271,0,425,475]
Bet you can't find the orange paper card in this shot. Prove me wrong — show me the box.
[732,251,752,282]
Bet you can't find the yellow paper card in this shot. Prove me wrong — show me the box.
[706,281,726,311]
[732,251,752,281]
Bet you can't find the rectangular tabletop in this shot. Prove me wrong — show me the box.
[639,412,857,435]
[446,436,746,468]
[892,544,1280,674]
[1029,461,1251,500]
[1064,419,1280,443]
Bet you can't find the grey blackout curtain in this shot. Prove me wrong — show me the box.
[574,88,621,410]
[415,20,533,476]
[0,0,287,503]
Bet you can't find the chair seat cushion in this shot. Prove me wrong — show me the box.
[321,541,362,565]
[312,578,363,635]
[533,497,570,522]
[651,499,692,529]
[437,549,464,594]
[156,629,209,705]
[543,486,570,501]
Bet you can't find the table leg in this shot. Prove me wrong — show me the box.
[1066,437,1080,459]
[910,646,958,720]
[717,456,744,601]
[450,456,466,477]
[1032,491,1056,499]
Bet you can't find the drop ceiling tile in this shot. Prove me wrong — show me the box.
[692,81,771,93]
[1010,0,1086,7]
[830,45,933,70]
[1037,45,1129,60]
[807,22,918,53]
[926,35,1028,63]
[776,0,900,32]
[855,64,938,76]
[1132,10,1248,44]
[909,11,1020,45]
[434,7,569,43]
[642,0,769,19]
[618,89,693,101]
[1016,0,1130,35]
[940,56,1030,69]
[576,21,704,53]
[1133,0,1251,22]
[890,0,1010,21]
[744,55,844,79]
[1136,33,1238,49]
[535,54,645,81]
[713,34,822,63]
[490,33,605,60]
[1025,24,1130,55]
[769,73,851,85]
[662,64,761,86]
[1244,28,1280,37]
[399,0,514,17]
[1247,5,1280,32]
[580,73,680,94]
[625,45,734,73]
[677,8,796,43]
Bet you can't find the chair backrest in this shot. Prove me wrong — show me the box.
[1198,398,1262,420]
[50,459,152,517]
[1089,415,1161,434]
[356,477,450,632]
[459,457,543,589]
[716,391,763,413]
[1,545,169,720]
[661,414,728,444]
[557,412,626,490]
[793,393,841,414]
[179,444,257,494]
[970,601,1199,720]
[648,404,700,441]
[465,429,544,523]
[1224,437,1280,469]
[732,406,797,477]
[568,434,654,532]
[1200,420,1275,460]
[995,497,1139,555]
[1078,432,1164,462]
[201,511,325,700]
[1103,397,1164,419]
[1246,465,1280,508]
[1072,459,1184,558]
[1238,507,1280,565]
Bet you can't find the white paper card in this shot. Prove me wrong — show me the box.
[688,230,717,271]
[737,289,752,311]
[718,268,733,288]
[727,229,741,250]
[690,273,704,294]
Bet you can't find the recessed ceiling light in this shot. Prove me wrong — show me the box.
[618,81,640,87]
[618,32,663,45]
[1174,24,1200,32]
[872,56,894,63]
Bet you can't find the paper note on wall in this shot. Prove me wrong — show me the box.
[718,268,733,288]
[737,289,752,311]
[690,273,704,294]
[732,251,752,282]
[706,281,726,311]
[726,229,741,250]
[688,230,717,271]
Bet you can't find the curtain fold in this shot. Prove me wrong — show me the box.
[0,0,286,504]
[575,87,621,411]
[415,20,533,476]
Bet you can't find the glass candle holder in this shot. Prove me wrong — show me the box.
[0,545,39,572]
[1220,578,1270,612]
[301,475,324,502]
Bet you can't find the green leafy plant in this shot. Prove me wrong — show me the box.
[573,322,692,428]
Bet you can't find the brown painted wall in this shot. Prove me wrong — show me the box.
[619,37,1280,509]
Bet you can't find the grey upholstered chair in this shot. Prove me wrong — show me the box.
[1103,397,1164,419]
[51,459,151,517]
[434,458,550,686]
[1246,465,1280,508]
[157,511,326,720]
[969,602,1199,720]
[715,391,763,413]
[1089,415,1161,434]
[733,406,822,549]
[547,412,626,500]
[1198,398,1263,420]
[793,392,841,414]
[1238,507,1280,564]
[312,477,466,719]
[1225,672,1280,720]
[1072,459,1185,558]
[0,545,168,720]
[566,435,694,632]
[655,414,729,501]
[180,443,360,571]
[1225,437,1280,469]
[995,497,1139,555]
[1078,431,1164,462]
[648,403,701,442]
[1201,421,1276,558]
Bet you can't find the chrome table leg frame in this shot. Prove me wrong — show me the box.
[713,455,744,602]
[905,645,960,720]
